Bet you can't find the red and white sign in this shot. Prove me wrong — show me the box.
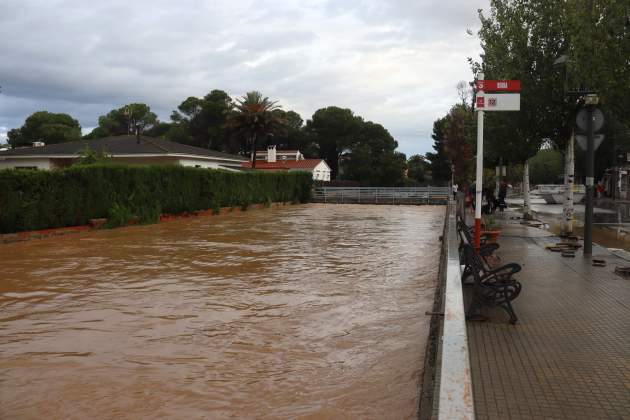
[476,79,521,92]
[476,93,520,111]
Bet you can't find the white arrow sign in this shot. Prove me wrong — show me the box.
[576,134,605,151]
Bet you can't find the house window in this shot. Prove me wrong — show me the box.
[14,166,38,170]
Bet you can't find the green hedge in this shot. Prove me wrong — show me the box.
[0,164,312,233]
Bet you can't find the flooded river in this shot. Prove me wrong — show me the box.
[0,204,444,419]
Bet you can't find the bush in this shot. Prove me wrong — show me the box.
[0,164,313,233]
[106,203,133,228]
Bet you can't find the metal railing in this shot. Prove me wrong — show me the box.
[312,187,450,204]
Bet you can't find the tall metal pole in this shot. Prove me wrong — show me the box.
[584,105,594,255]
[474,72,485,249]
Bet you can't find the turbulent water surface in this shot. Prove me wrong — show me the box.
[0,204,444,419]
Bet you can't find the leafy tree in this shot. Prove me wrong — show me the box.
[145,121,171,137]
[6,129,22,146]
[273,110,314,153]
[407,154,428,183]
[341,121,406,186]
[306,106,363,179]
[425,116,453,184]
[168,90,233,150]
[227,91,286,166]
[528,148,564,184]
[163,123,192,146]
[474,1,629,218]
[8,111,81,147]
[74,146,112,166]
[426,104,474,187]
[564,1,630,176]
[379,151,408,187]
[86,103,158,138]
[565,1,630,123]
[83,126,109,140]
[443,104,475,187]
[472,0,568,217]
[473,0,566,167]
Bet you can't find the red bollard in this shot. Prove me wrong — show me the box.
[474,217,482,252]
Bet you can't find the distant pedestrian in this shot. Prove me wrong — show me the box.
[596,181,604,198]
[486,188,496,214]
[498,179,508,212]
[452,183,458,200]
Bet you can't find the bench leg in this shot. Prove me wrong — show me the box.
[502,301,518,324]
[466,292,483,320]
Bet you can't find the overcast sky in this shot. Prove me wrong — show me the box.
[0,0,489,156]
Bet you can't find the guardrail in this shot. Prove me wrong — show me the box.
[438,202,475,419]
[312,187,450,204]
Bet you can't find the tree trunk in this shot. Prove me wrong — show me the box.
[562,132,575,234]
[523,159,532,219]
[251,133,258,169]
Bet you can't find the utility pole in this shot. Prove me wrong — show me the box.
[474,72,485,248]
[575,94,604,255]
[584,97,595,255]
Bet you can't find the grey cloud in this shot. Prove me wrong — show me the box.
[0,0,489,155]
[325,0,484,37]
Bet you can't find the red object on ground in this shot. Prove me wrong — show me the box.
[474,217,482,250]
[475,79,521,92]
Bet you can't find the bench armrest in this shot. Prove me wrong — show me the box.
[480,263,521,284]
[487,262,521,276]
[479,243,500,256]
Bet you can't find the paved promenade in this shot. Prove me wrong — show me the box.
[466,218,630,420]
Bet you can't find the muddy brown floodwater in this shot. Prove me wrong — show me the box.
[0,204,444,420]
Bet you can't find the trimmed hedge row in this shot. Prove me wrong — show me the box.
[0,164,313,233]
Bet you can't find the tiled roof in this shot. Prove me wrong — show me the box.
[242,159,325,170]
[0,135,246,161]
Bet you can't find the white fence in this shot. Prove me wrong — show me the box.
[312,187,450,204]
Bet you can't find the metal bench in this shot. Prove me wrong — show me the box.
[456,217,500,277]
[460,242,522,324]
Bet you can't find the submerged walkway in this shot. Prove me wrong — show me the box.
[466,219,630,420]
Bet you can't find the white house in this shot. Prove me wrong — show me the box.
[0,135,246,171]
[242,146,331,181]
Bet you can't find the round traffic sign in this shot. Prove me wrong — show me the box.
[576,108,604,132]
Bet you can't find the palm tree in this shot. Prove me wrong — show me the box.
[228,91,285,168]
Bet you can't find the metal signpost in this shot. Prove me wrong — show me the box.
[576,94,604,255]
[473,75,521,249]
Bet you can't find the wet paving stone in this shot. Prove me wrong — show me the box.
[466,224,630,420]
